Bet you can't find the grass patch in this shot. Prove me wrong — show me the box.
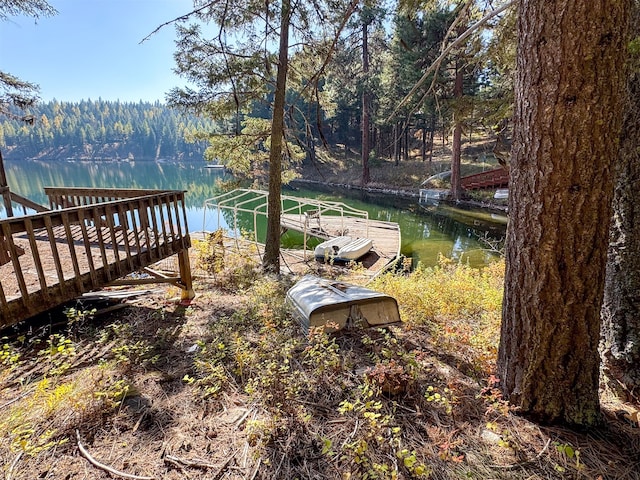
[370,257,504,377]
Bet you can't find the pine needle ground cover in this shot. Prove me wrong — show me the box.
[0,256,638,479]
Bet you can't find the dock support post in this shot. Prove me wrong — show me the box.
[0,152,14,218]
[177,249,195,300]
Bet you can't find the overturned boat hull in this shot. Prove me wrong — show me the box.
[286,275,401,333]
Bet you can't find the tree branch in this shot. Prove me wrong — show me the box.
[140,1,222,43]
[387,0,516,121]
[76,430,155,480]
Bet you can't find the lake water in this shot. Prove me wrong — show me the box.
[1,159,507,267]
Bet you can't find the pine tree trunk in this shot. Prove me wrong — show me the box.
[498,0,629,427]
[403,123,409,161]
[450,61,463,200]
[601,6,640,397]
[393,123,399,166]
[263,0,291,274]
[428,115,435,166]
[361,21,371,185]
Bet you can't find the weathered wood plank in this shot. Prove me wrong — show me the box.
[1,189,193,329]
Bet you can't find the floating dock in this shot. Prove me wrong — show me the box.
[202,189,401,277]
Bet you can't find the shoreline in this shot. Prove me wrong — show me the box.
[291,178,509,214]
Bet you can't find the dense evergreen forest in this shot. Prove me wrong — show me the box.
[2,3,513,168]
[0,99,214,161]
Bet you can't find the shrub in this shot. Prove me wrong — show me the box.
[370,257,504,376]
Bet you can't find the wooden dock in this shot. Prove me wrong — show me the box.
[280,214,401,273]
[203,188,402,277]
[1,187,194,329]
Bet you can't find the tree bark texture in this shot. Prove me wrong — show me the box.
[601,5,640,397]
[498,0,629,427]
[450,60,463,200]
[263,0,291,274]
[361,21,371,185]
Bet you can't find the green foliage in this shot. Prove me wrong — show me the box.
[553,442,583,474]
[193,234,261,291]
[0,370,130,456]
[37,333,76,376]
[194,229,226,275]
[0,338,21,367]
[111,341,158,368]
[63,306,96,325]
[337,382,430,479]
[201,117,303,182]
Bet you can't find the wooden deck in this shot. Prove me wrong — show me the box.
[1,188,194,329]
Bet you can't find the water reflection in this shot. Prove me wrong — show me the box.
[1,159,229,230]
[288,183,507,267]
[2,160,507,267]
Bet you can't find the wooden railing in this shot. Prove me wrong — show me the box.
[461,168,509,190]
[44,187,171,209]
[0,189,192,329]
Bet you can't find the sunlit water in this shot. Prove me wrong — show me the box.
[1,159,507,267]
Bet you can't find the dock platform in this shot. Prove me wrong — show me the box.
[202,189,401,277]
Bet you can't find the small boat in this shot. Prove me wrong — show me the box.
[314,236,373,262]
[286,275,401,333]
[314,236,353,258]
[494,188,509,199]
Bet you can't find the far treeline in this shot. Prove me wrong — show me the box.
[0,100,214,161]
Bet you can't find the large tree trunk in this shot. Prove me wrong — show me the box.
[361,20,371,185]
[450,61,463,200]
[263,0,291,274]
[601,6,640,398]
[498,0,629,427]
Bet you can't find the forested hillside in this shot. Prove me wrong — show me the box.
[0,99,214,161]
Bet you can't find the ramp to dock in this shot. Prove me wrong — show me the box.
[203,189,401,276]
[1,188,194,329]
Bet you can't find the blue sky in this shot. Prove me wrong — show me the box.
[1,0,194,103]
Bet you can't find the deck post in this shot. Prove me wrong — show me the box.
[0,152,14,218]
[177,249,195,300]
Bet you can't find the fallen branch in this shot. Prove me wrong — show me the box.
[249,457,262,480]
[234,408,253,429]
[76,430,154,480]
[6,451,23,480]
[164,449,237,479]
[163,456,192,478]
[164,454,218,469]
[0,390,32,410]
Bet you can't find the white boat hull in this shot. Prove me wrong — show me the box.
[286,275,401,333]
[314,236,373,262]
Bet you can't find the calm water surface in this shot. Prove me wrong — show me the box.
[2,159,506,267]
